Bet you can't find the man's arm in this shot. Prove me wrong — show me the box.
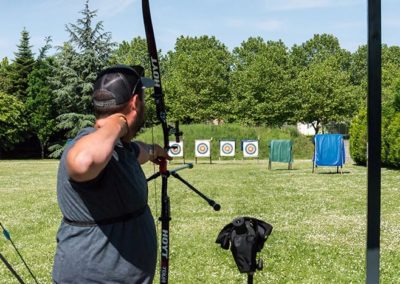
[135,141,172,165]
[66,114,128,182]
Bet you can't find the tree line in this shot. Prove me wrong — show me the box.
[0,1,399,165]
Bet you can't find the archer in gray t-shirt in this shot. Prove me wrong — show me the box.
[52,128,157,283]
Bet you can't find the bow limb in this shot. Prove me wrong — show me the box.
[142,0,169,153]
[142,1,170,283]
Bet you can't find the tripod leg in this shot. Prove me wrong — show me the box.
[170,172,220,211]
[146,172,161,182]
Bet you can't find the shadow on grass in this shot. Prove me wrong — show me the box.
[314,171,351,175]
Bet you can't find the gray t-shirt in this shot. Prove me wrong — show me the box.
[52,127,157,283]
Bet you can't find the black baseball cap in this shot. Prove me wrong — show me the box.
[92,64,154,108]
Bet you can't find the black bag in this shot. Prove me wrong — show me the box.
[216,217,273,273]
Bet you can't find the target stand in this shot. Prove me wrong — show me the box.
[168,140,185,164]
[219,140,236,160]
[241,140,259,162]
[195,139,212,164]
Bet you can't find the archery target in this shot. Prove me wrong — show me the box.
[220,140,235,157]
[195,140,211,157]
[168,141,183,157]
[243,140,259,158]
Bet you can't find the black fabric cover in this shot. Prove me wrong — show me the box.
[216,217,272,273]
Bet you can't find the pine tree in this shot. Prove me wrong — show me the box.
[10,28,35,102]
[49,0,115,156]
[52,0,114,116]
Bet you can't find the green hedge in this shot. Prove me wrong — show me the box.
[136,123,314,160]
[350,108,400,168]
[349,108,367,165]
[384,112,400,167]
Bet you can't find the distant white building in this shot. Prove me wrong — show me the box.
[297,122,316,136]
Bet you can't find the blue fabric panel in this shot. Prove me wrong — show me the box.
[313,134,345,166]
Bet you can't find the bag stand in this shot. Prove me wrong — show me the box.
[216,217,273,284]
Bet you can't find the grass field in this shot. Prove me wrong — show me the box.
[0,159,399,283]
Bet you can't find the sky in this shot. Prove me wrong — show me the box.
[1,0,400,60]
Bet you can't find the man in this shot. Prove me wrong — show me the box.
[52,64,171,283]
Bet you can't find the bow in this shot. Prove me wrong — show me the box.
[142,1,180,283]
[142,3,220,283]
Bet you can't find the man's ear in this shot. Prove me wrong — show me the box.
[130,94,140,111]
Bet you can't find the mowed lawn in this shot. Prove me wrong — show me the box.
[0,159,399,283]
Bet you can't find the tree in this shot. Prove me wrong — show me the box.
[381,45,400,116]
[290,34,358,133]
[110,37,159,126]
[294,56,360,134]
[109,37,150,68]
[26,40,58,158]
[230,37,294,126]
[349,45,367,92]
[290,33,350,70]
[379,54,400,166]
[163,35,231,123]
[384,112,400,167]
[0,92,27,156]
[350,45,400,167]
[381,62,400,117]
[0,57,13,94]
[349,107,367,165]
[50,0,115,146]
[9,28,35,102]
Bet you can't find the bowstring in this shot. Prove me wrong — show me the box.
[150,126,160,231]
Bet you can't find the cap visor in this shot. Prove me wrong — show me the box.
[141,77,155,88]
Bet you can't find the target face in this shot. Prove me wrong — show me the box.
[222,143,233,154]
[243,141,259,157]
[197,143,208,154]
[220,141,235,157]
[245,143,256,154]
[168,141,183,157]
[195,140,211,157]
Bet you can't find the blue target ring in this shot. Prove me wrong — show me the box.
[221,143,233,155]
[245,143,257,155]
[197,143,209,154]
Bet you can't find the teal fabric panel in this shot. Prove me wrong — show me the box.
[269,140,293,163]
